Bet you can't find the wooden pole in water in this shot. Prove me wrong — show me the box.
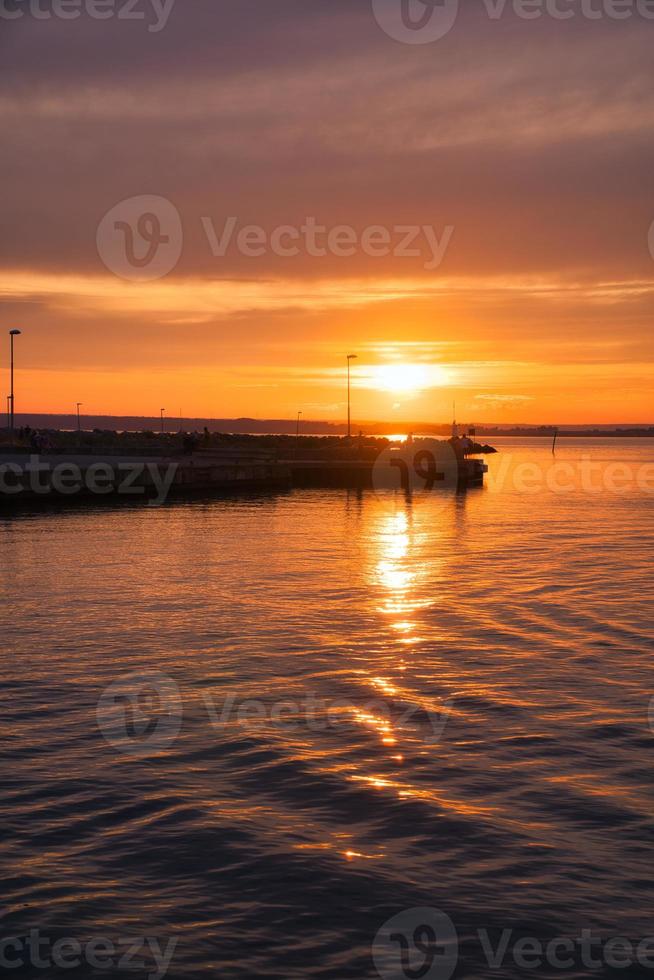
[552,427,559,454]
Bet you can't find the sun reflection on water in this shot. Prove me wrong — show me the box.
[372,508,437,637]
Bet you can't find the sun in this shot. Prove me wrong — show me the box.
[369,363,449,394]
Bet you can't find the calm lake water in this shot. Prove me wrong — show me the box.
[1,439,653,979]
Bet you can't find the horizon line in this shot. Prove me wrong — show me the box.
[9,413,654,429]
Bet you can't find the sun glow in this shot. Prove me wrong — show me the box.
[366,363,450,394]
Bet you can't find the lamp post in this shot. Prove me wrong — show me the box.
[346,354,357,439]
[160,408,165,434]
[76,402,83,434]
[296,410,302,439]
[9,329,21,436]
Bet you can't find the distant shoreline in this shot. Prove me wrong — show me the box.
[7,415,654,438]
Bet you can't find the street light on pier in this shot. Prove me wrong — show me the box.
[296,410,302,439]
[346,354,357,439]
[160,408,166,434]
[8,329,21,437]
[76,403,83,434]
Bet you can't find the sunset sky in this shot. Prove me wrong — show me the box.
[2,0,653,423]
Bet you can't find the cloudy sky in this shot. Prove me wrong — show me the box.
[2,0,653,423]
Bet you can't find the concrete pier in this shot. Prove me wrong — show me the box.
[287,455,487,490]
[0,448,291,504]
[0,441,489,504]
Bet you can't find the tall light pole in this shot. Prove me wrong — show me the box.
[160,408,165,434]
[9,329,21,436]
[76,402,83,434]
[296,410,302,439]
[346,354,357,439]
